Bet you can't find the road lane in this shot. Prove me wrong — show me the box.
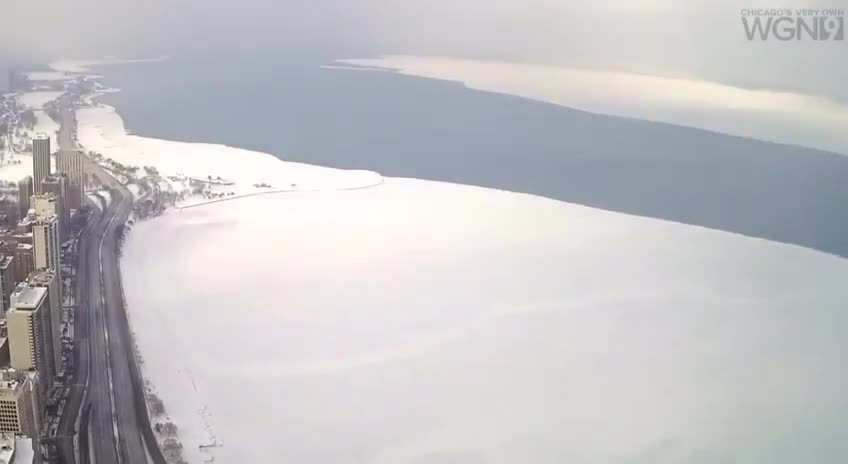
[56,91,155,464]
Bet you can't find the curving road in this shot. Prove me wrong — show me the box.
[87,160,147,464]
[55,94,160,464]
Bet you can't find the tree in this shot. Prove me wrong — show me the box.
[19,110,35,129]
[149,394,166,416]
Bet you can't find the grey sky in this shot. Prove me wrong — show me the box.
[3,0,847,101]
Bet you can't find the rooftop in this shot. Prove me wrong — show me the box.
[27,270,55,286]
[42,175,64,184]
[9,285,46,309]
[32,134,48,141]
[31,215,57,225]
[0,433,13,464]
[31,193,57,202]
[0,434,33,464]
[13,437,33,464]
[0,377,19,392]
[0,255,12,269]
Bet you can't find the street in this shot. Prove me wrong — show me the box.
[54,96,160,464]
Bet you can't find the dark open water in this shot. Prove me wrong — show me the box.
[99,56,848,258]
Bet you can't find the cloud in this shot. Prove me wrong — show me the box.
[2,0,846,101]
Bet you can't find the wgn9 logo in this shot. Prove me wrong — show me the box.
[742,14,845,41]
[823,17,846,39]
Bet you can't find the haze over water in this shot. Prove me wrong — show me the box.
[96,56,848,259]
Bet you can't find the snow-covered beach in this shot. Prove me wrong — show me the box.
[66,60,848,464]
[77,103,383,208]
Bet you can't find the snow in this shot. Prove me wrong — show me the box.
[49,57,167,74]
[77,104,382,207]
[11,91,62,151]
[121,179,848,464]
[13,437,34,463]
[127,183,142,201]
[34,112,60,150]
[0,156,33,183]
[2,91,61,166]
[15,91,63,110]
[24,71,74,82]
[319,64,390,73]
[97,190,111,205]
[67,57,848,464]
[85,191,111,210]
[338,56,848,155]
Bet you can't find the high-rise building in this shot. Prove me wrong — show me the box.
[30,194,65,241]
[7,284,55,394]
[40,177,68,239]
[0,255,13,316]
[0,232,30,248]
[29,195,57,219]
[28,270,61,376]
[0,239,33,286]
[12,245,33,285]
[31,216,59,272]
[16,177,32,221]
[0,369,40,439]
[31,136,50,195]
[0,432,35,464]
[15,214,33,235]
[0,338,9,367]
[57,150,84,212]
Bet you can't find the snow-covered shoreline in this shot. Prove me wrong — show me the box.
[67,58,848,464]
[77,102,383,209]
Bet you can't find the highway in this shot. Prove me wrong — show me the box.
[55,193,95,464]
[54,96,161,464]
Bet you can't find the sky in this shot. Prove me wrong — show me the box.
[3,0,847,101]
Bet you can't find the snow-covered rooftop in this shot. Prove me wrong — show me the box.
[10,286,46,309]
[13,437,32,464]
[0,433,13,464]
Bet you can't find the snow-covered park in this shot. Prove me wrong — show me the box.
[0,90,63,183]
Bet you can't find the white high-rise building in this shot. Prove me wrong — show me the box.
[31,136,50,195]
[7,284,54,394]
[0,370,40,439]
[28,270,62,376]
[31,216,59,272]
[31,193,65,241]
[0,432,35,464]
[30,195,57,219]
[41,176,69,239]
[57,150,84,212]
